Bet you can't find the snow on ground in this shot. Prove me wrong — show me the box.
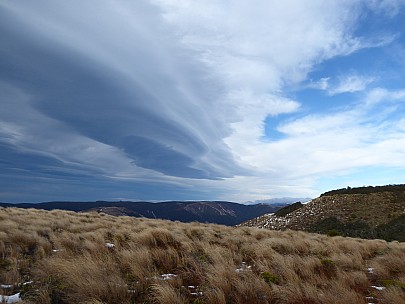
[235,262,252,273]
[0,265,389,303]
[159,274,177,280]
[0,293,21,303]
[145,273,178,281]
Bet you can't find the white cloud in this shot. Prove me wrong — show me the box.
[153,1,378,175]
[155,0,365,87]
[328,74,376,95]
[367,0,404,17]
[365,87,405,105]
[217,86,405,199]
[308,77,330,90]
[1,0,405,201]
[307,74,375,95]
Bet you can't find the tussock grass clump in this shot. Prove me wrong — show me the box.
[0,206,405,303]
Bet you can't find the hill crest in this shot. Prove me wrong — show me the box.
[242,185,405,241]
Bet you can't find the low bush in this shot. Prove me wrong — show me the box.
[261,272,280,285]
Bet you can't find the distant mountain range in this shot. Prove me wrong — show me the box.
[242,184,405,241]
[0,200,286,226]
[244,197,311,205]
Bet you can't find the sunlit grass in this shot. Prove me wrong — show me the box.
[0,207,404,303]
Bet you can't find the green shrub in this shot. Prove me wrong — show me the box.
[318,259,337,278]
[320,259,335,267]
[381,280,405,290]
[0,258,12,271]
[261,272,280,285]
[274,202,303,217]
[327,229,342,237]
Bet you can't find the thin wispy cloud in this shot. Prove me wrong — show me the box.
[329,75,376,95]
[365,88,405,106]
[0,0,405,202]
[309,74,376,95]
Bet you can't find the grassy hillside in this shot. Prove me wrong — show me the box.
[243,186,405,241]
[1,207,405,303]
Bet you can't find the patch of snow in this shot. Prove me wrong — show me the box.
[191,292,203,296]
[106,242,115,248]
[147,274,178,281]
[371,285,385,291]
[0,292,21,303]
[367,267,374,274]
[181,285,203,296]
[0,284,13,289]
[236,262,252,273]
[160,274,177,280]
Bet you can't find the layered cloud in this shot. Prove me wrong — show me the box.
[0,0,404,202]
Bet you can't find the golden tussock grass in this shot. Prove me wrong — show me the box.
[0,206,404,303]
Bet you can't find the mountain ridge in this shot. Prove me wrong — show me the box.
[0,200,285,226]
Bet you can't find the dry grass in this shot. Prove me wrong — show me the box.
[0,207,405,303]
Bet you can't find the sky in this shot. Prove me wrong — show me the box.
[1,0,405,203]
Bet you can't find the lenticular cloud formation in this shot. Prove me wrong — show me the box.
[0,0,405,202]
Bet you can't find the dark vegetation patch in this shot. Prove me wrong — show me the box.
[375,214,405,242]
[309,216,405,242]
[274,202,303,217]
[321,184,405,197]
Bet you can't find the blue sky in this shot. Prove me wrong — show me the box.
[1,0,405,203]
